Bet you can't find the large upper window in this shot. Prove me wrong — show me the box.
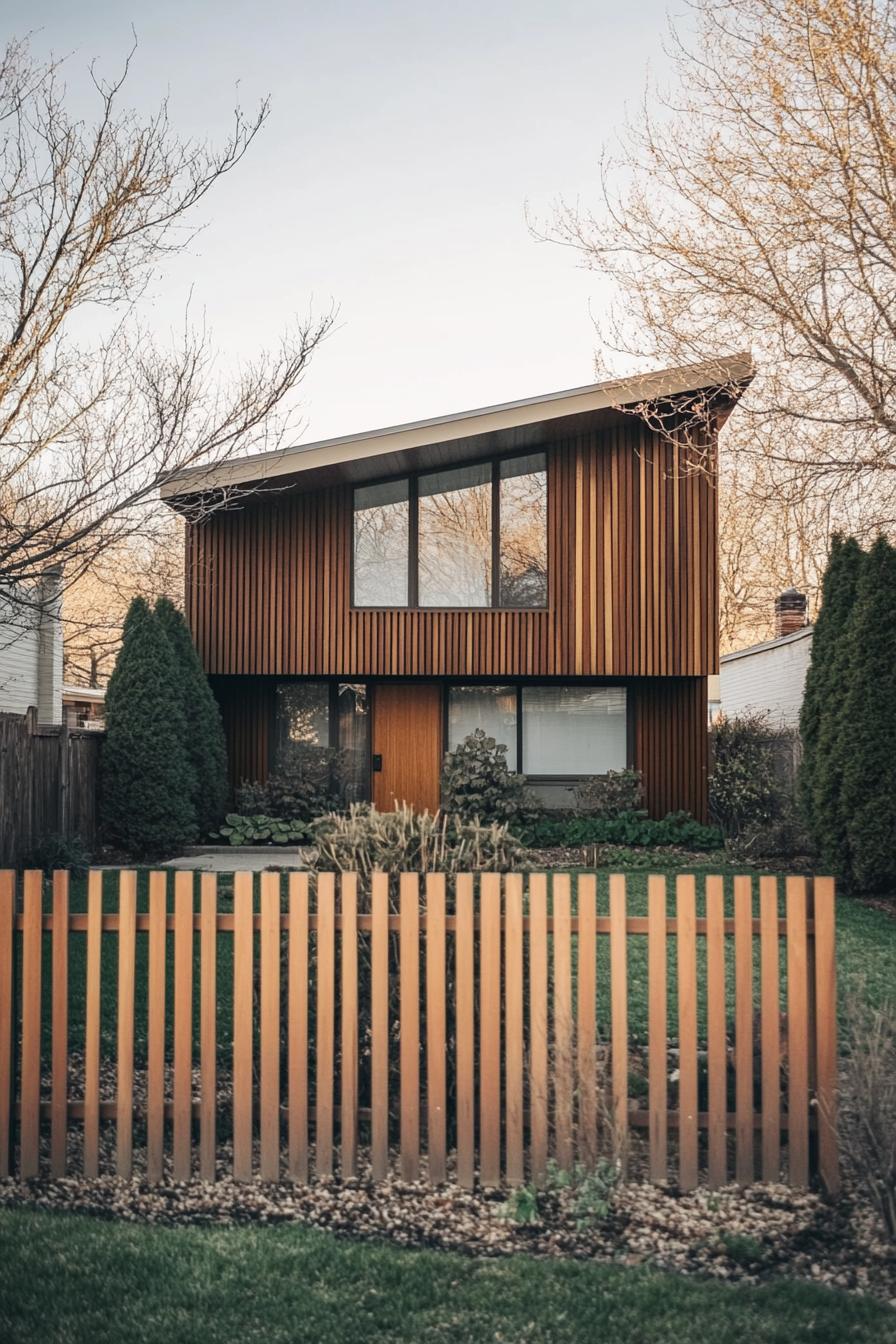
[353,480,409,607]
[352,452,547,608]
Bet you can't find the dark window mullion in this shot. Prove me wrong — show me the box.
[408,475,419,608]
[491,460,501,608]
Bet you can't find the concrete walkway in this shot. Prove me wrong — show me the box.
[161,845,313,873]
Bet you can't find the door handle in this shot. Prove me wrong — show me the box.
[372,753,383,772]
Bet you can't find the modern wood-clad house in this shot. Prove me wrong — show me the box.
[162,356,753,821]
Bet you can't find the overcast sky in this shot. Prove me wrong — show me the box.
[18,0,672,442]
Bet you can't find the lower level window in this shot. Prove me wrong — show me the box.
[522,686,627,776]
[274,682,330,766]
[447,685,518,770]
[273,681,370,800]
[447,682,628,778]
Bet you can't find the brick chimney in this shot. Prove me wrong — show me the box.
[774,587,808,638]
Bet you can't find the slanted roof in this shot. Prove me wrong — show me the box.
[160,352,753,505]
[720,625,813,664]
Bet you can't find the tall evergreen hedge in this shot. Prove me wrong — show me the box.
[838,538,896,893]
[798,535,864,871]
[155,597,229,837]
[100,598,197,858]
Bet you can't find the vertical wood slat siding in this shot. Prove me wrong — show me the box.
[187,423,718,682]
[5,870,836,1194]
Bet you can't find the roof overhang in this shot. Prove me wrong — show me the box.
[160,352,753,508]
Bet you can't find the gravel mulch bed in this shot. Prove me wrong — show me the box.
[2,1159,894,1305]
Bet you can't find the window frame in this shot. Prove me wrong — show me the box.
[444,680,634,783]
[351,449,549,612]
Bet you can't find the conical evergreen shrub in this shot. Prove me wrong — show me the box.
[155,597,229,836]
[100,597,197,858]
[838,537,896,893]
[799,534,864,867]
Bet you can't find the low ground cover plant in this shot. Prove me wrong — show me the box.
[216,814,310,846]
[523,811,722,851]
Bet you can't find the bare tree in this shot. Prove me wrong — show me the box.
[0,37,335,613]
[542,0,896,645]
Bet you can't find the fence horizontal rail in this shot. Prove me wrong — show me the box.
[0,868,839,1196]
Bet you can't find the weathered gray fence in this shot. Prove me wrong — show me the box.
[0,711,102,866]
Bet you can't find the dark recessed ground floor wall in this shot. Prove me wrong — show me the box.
[210,675,709,822]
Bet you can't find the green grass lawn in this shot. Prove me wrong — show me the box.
[27,863,894,1062]
[0,1207,892,1344]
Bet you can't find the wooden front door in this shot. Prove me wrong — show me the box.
[371,683,443,813]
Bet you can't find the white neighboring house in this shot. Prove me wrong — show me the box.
[715,588,812,731]
[0,569,63,724]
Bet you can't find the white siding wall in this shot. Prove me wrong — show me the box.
[0,574,63,723]
[719,630,813,731]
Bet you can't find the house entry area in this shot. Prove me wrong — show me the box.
[269,678,631,813]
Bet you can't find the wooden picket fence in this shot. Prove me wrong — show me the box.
[0,870,838,1193]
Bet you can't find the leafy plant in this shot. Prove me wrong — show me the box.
[522,811,721,851]
[236,745,347,822]
[709,712,792,850]
[573,769,644,817]
[441,729,535,828]
[216,814,310,846]
[498,1186,541,1225]
[310,802,527,886]
[545,1158,621,1227]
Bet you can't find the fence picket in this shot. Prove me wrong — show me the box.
[480,873,502,1187]
[340,873,358,1179]
[288,873,310,1183]
[370,873,389,1182]
[529,874,549,1186]
[316,873,336,1178]
[553,874,573,1170]
[0,873,13,1177]
[426,873,447,1184]
[609,874,628,1173]
[705,875,726,1188]
[813,877,839,1196]
[173,871,193,1181]
[83,870,103,1179]
[200,873,217,1181]
[504,873,524,1186]
[260,872,281,1182]
[786,877,810,1186]
[146,872,166,1183]
[647,875,667,1182]
[759,875,781,1182]
[116,871,137,1180]
[233,872,254,1180]
[400,873,420,1181]
[455,874,475,1190]
[734,875,754,1184]
[20,870,42,1178]
[676,875,698,1191]
[50,870,68,1177]
[576,874,598,1170]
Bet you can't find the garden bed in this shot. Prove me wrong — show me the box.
[1,1163,893,1303]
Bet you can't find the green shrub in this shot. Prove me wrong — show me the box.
[441,729,534,828]
[310,802,527,888]
[25,832,91,874]
[215,814,310,846]
[100,597,196,859]
[709,712,788,841]
[236,745,347,822]
[522,811,722,851]
[155,598,229,837]
[573,769,644,817]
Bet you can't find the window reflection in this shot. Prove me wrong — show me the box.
[499,453,547,607]
[418,462,492,607]
[353,479,409,607]
[448,685,518,770]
